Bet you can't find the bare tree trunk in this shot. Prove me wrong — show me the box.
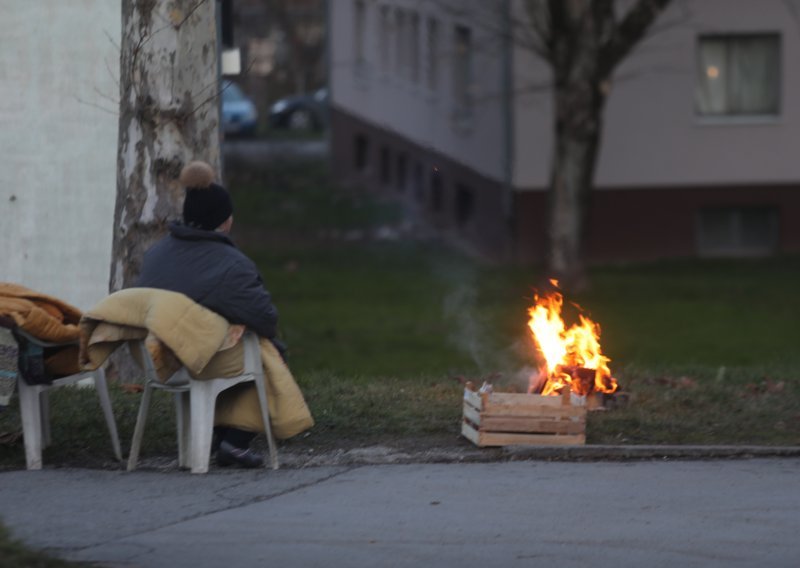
[548,77,606,291]
[109,0,221,381]
[111,0,221,292]
[530,0,672,291]
[266,0,325,96]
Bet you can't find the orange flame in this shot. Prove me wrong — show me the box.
[527,282,618,396]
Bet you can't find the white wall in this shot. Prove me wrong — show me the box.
[330,0,509,183]
[0,1,120,310]
[513,0,800,190]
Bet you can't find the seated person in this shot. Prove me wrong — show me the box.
[135,161,283,468]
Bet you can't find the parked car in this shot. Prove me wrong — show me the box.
[221,81,258,137]
[268,88,329,131]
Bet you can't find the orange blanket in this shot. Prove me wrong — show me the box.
[0,282,82,376]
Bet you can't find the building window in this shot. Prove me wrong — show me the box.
[409,12,420,84]
[355,134,369,172]
[414,162,424,202]
[455,183,475,229]
[427,18,439,92]
[697,206,779,256]
[379,6,391,71]
[453,25,473,114]
[395,9,407,77]
[695,34,781,117]
[354,0,366,68]
[380,146,391,184]
[396,153,407,192]
[431,168,443,212]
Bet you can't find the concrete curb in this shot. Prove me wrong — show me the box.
[274,444,800,468]
[5,444,797,473]
[502,444,800,461]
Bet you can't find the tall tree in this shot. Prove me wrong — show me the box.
[111,0,222,291]
[525,0,672,290]
[265,0,326,95]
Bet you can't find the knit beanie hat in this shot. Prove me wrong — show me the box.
[180,161,233,230]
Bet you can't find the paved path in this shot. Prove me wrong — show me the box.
[1,459,799,567]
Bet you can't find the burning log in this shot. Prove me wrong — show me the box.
[526,280,618,398]
[555,365,595,396]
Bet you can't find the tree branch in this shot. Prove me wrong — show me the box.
[522,0,554,61]
[783,0,800,31]
[173,0,209,29]
[599,0,673,76]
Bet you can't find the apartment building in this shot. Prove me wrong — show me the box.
[329,0,800,261]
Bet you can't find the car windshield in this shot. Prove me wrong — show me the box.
[222,82,246,103]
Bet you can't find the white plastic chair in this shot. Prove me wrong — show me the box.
[14,330,123,470]
[126,331,278,474]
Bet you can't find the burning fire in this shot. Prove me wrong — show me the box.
[527,280,618,396]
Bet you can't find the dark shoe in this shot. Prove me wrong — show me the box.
[211,427,229,456]
[216,440,264,468]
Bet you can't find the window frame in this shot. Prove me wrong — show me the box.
[409,11,421,85]
[354,0,367,68]
[694,32,782,121]
[695,205,780,257]
[452,24,474,117]
[426,17,440,94]
[378,5,391,74]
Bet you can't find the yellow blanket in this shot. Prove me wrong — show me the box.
[80,288,313,440]
[0,282,83,376]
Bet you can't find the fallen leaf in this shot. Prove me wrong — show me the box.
[766,380,785,394]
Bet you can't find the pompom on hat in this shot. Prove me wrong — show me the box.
[179,161,233,230]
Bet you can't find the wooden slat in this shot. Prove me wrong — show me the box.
[461,421,481,446]
[478,432,586,447]
[481,404,586,419]
[463,389,482,411]
[462,404,481,427]
[479,416,585,435]
[485,392,567,407]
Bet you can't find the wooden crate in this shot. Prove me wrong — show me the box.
[461,389,586,447]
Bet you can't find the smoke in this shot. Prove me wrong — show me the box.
[438,260,543,392]
[442,280,492,371]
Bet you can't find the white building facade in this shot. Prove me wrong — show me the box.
[0,1,120,309]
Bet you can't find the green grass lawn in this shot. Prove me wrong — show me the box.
[1,159,799,471]
[259,246,800,447]
[0,523,82,567]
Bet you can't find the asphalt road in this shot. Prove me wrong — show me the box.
[1,459,799,567]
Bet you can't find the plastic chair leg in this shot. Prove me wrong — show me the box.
[127,382,153,471]
[40,390,51,448]
[189,382,216,474]
[18,381,43,470]
[175,391,191,469]
[254,373,279,470]
[94,370,122,462]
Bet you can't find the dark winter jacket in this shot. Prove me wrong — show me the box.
[135,223,282,349]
